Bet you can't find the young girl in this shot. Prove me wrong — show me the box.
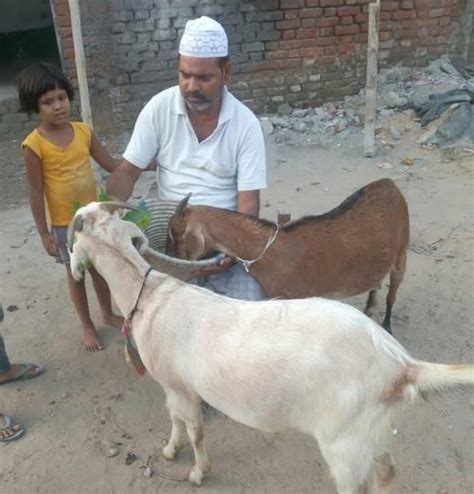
[18,62,122,352]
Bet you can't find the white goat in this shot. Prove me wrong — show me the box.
[68,202,474,494]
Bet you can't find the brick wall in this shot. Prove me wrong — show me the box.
[5,0,466,137]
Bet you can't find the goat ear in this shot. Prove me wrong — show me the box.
[67,214,84,252]
[175,193,192,217]
[183,224,205,260]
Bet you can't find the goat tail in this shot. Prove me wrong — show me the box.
[413,361,474,399]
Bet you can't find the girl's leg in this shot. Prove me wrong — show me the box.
[65,265,103,351]
[89,266,122,327]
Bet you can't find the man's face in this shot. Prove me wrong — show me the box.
[178,55,230,112]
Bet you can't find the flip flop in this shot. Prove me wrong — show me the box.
[0,363,44,385]
[0,415,24,442]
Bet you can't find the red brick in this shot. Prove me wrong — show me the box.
[335,24,359,35]
[299,8,323,17]
[401,0,414,8]
[57,27,72,38]
[297,27,319,38]
[337,6,360,16]
[289,48,302,57]
[324,7,337,15]
[305,0,320,5]
[61,37,74,49]
[355,13,368,23]
[324,45,337,55]
[381,2,401,11]
[285,9,300,19]
[341,16,354,25]
[318,55,337,64]
[279,38,317,49]
[360,22,368,32]
[280,0,304,8]
[52,3,70,16]
[430,8,449,17]
[63,47,75,60]
[392,10,415,20]
[276,19,301,29]
[379,31,392,41]
[353,33,368,42]
[320,0,343,6]
[339,43,355,54]
[316,35,338,45]
[300,46,325,57]
[265,41,280,50]
[320,26,334,36]
[301,18,317,27]
[316,16,339,27]
[55,15,71,27]
[265,50,291,60]
[439,16,452,26]
[282,29,296,39]
[340,35,353,44]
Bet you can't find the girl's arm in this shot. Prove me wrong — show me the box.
[23,147,58,257]
[90,132,121,173]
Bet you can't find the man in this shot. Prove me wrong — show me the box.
[0,304,44,442]
[108,16,267,300]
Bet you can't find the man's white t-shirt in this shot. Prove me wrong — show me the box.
[123,85,267,210]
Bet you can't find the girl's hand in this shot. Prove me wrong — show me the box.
[40,232,59,257]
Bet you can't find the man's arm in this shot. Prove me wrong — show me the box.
[238,189,260,217]
[107,159,143,201]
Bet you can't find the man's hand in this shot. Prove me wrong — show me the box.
[191,255,236,278]
[40,232,59,257]
[107,159,142,201]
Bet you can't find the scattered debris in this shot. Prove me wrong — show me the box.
[6,305,19,312]
[377,162,393,170]
[125,452,137,465]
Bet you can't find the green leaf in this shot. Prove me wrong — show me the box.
[123,208,152,230]
[97,187,111,202]
[71,200,83,215]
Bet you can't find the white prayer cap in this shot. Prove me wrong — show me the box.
[179,16,228,58]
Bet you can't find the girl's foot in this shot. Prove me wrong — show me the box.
[102,313,123,328]
[83,326,104,352]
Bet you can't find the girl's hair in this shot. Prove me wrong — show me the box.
[17,62,74,113]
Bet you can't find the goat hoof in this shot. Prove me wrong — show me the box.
[188,467,205,486]
[162,444,178,460]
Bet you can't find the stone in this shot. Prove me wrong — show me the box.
[277,103,293,115]
[260,118,274,135]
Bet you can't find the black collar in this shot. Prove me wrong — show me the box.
[127,267,154,324]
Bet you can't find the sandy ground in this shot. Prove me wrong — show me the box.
[0,113,473,493]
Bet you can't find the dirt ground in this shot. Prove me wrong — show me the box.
[0,111,473,493]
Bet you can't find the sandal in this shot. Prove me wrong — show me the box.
[0,415,24,442]
[0,363,44,385]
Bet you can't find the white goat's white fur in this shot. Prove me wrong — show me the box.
[69,203,474,493]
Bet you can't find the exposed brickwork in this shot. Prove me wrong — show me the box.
[2,0,467,139]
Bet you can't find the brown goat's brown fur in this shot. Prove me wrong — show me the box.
[167,179,409,332]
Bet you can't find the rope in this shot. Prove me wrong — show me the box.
[236,224,280,273]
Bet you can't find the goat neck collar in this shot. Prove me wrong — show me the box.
[126,266,154,325]
[236,223,280,273]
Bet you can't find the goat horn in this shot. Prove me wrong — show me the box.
[175,193,192,216]
[99,202,139,214]
[67,214,84,252]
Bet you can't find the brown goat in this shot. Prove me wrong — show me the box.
[166,179,409,333]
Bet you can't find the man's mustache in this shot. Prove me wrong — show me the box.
[185,91,210,103]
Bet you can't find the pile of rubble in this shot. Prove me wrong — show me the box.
[260,56,474,150]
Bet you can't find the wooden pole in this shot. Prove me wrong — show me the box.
[363,0,380,158]
[68,0,93,129]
